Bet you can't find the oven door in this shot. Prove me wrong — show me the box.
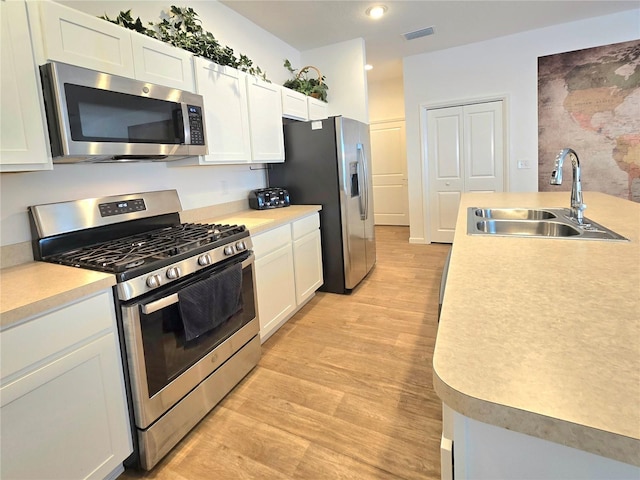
[120,252,258,429]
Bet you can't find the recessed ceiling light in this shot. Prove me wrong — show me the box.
[364,64,373,71]
[366,5,387,19]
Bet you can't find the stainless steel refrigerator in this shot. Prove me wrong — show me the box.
[269,116,376,294]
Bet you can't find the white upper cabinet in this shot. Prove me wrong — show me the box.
[30,1,195,91]
[130,34,195,92]
[0,0,51,172]
[34,0,135,78]
[308,97,329,120]
[246,76,285,162]
[182,57,285,166]
[281,87,329,122]
[281,87,309,121]
[194,58,252,163]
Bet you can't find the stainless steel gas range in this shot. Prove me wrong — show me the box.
[29,190,261,470]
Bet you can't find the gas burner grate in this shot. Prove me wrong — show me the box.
[48,223,245,273]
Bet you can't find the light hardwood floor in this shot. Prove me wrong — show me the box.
[120,226,451,480]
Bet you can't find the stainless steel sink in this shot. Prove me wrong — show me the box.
[475,219,581,237]
[473,208,557,220]
[467,207,629,241]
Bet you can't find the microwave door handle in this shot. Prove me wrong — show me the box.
[140,253,254,315]
[176,104,189,144]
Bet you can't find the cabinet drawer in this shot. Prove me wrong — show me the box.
[1,290,115,380]
[292,214,320,240]
[252,224,292,258]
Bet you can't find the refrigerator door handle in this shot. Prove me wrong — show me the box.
[358,143,369,220]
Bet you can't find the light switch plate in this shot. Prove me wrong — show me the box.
[517,159,531,169]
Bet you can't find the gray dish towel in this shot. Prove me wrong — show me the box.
[178,263,243,341]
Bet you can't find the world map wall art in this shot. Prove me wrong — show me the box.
[538,39,640,202]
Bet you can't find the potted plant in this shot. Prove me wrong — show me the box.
[282,59,328,102]
[100,6,268,80]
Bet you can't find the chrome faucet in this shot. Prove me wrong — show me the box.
[550,148,586,224]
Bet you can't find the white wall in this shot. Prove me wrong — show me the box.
[302,38,369,124]
[368,76,405,123]
[0,0,300,247]
[403,9,640,243]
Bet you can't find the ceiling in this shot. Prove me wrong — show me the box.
[220,0,639,82]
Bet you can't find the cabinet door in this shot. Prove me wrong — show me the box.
[131,33,195,91]
[194,58,252,163]
[246,76,285,162]
[282,87,309,121]
[293,229,324,305]
[255,244,296,343]
[0,291,132,479]
[36,0,135,78]
[307,97,329,120]
[0,0,51,172]
[0,333,132,480]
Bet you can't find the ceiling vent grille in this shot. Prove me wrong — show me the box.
[403,26,435,41]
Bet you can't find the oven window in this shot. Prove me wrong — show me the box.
[139,263,255,397]
[64,84,183,144]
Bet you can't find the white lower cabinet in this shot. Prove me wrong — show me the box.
[0,290,132,480]
[443,403,640,480]
[253,213,323,342]
[253,225,297,342]
[292,214,323,305]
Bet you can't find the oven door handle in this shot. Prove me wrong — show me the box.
[141,253,254,315]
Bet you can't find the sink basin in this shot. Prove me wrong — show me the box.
[467,207,629,241]
[475,219,580,237]
[473,208,557,220]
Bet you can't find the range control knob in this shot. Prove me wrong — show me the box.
[223,245,235,256]
[235,241,247,251]
[166,267,181,279]
[146,274,162,288]
[198,254,212,266]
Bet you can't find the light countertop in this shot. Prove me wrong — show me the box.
[0,262,116,328]
[433,191,640,466]
[0,204,321,328]
[184,204,322,235]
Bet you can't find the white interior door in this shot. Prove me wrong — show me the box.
[427,107,464,243]
[427,101,504,243]
[464,102,504,193]
[370,120,409,225]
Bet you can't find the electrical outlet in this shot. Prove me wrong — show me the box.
[517,159,531,169]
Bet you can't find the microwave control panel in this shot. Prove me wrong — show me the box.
[187,105,205,145]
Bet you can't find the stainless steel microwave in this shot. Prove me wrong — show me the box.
[40,62,207,163]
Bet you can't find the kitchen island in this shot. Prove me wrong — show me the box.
[434,192,639,478]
